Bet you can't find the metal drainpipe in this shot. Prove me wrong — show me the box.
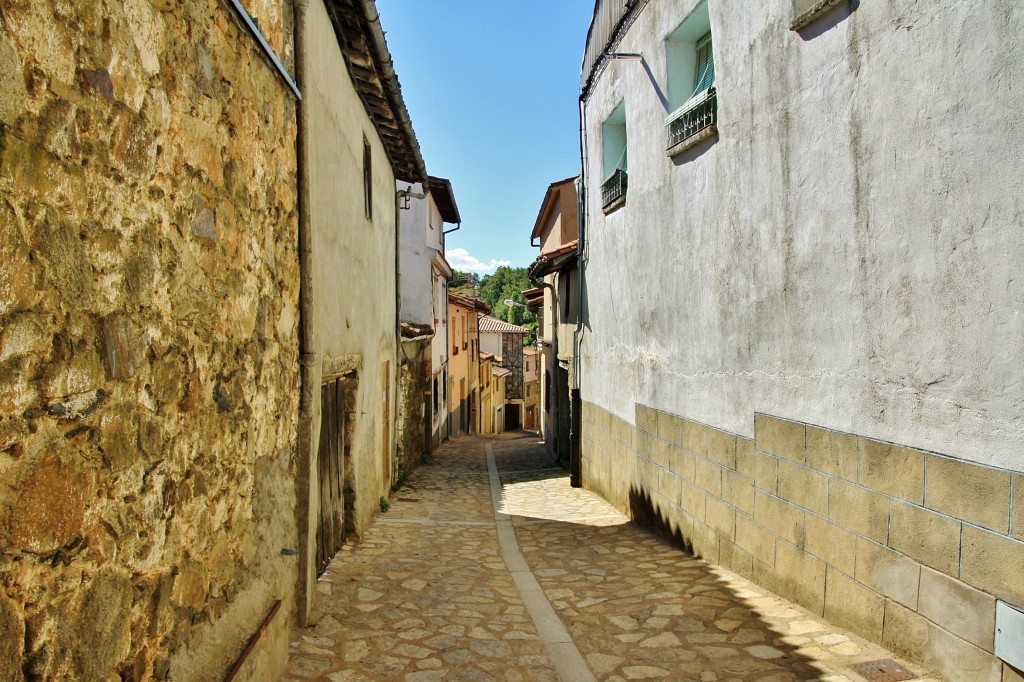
[291,0,317,627]
[568,94,590,489]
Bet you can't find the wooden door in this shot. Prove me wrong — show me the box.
[316,379,345,576]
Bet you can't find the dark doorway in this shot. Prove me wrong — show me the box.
[459,378,467,435]
[556,366,571,470]
[505,403,521,431]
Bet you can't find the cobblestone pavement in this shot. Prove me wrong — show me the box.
[285,432,937,682]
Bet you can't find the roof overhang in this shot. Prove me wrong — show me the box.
[400,321,434,340]
[448,292,490,313]
[530,176,579,242]
[432,250,453,277]
[528,240,579,279]
[521,286,544,308]
[427,176,461,224]
[325,0,426,182]
[478,314,530,335]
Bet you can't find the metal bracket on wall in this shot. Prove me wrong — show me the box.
[225,0,303,99]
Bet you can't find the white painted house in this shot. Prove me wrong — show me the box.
[397,176,460,449]
[578,1,1024,680]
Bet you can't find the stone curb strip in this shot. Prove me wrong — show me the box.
[486,443,597,682]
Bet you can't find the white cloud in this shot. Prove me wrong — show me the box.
[446,248,510,274]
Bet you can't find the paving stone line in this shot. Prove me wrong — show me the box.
[486,443,598,682]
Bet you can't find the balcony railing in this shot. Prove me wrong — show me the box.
[666,87,717,151]
[601,169,628,209]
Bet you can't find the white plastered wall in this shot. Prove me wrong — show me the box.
[580,0,1024,470]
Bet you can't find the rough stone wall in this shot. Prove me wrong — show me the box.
[0,1,300,679]
[396,340,430,478]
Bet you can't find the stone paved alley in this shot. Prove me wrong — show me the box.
[284,433,937,682]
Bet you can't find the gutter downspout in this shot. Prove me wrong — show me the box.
[569,94,589,489]
[392,185,404,490]
[292,0,318,628]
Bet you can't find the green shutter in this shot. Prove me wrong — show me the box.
[694,33,715,92]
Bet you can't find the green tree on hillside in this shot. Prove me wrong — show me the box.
[478,266,537,342]
[448,270,479,295]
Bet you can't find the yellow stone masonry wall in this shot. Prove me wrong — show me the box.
[0,1,300,679]
[581,401,1024,682]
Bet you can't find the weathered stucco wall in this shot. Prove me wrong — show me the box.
[579,0,1024,679]
[0,1,300,679]
[297,0,400,620]
[397,180,433,328]
[397,182,448,452]
[580,0,1024,471]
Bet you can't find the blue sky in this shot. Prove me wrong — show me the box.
[377,0,594,273]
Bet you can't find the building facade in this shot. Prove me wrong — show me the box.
[447,293,487,437]
[479,315,530,431]
[478,352,508,435]
[396,176,460,465]
[578,1,1024,680]
[293,0,425,636]
[523,347,540,431]
[527,177,580,476]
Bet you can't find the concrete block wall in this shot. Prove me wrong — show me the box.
[581,402,1024,682]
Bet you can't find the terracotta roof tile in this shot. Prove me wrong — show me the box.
[478,315,529,334]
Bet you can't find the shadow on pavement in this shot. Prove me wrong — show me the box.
[489,432,869,681]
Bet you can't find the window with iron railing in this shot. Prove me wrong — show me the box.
[666,87,717,150]
[601,101,628,211]
[665,7,718,155]
[601,169,628,210]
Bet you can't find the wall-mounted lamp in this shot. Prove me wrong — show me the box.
[503,299,528,309]
[397,187,427,211]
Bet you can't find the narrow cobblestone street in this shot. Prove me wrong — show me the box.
[285,432,936,682]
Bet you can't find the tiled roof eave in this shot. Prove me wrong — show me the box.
[324,0,426,182]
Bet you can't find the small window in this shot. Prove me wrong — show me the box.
[600,101,628,213]
[363,137,372,219]
[665,2,718,154]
